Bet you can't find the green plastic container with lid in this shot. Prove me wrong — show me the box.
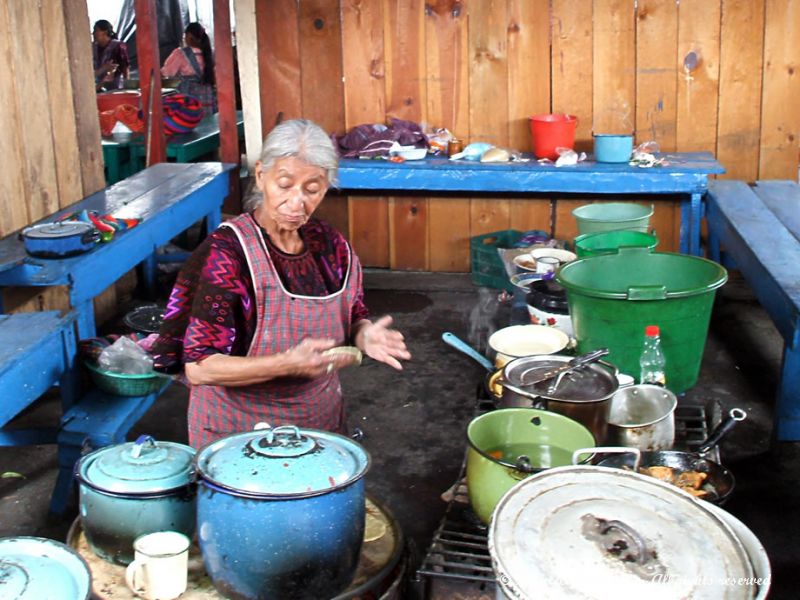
[573,229,659,257]
[555,247,727,392]
[572,202,653,235]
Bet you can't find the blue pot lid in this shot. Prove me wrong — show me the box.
[79,435,195,494]
[195,424,370,497]
[0,537,90,600]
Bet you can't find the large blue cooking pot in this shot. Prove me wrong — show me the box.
[75,435,196,565]
[195,424,370,600]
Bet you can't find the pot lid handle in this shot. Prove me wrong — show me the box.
[247,424,318,458]
[131,434,156,458]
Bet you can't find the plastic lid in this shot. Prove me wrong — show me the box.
[0,537,91,600]
[645,325,660,337]
[78,435,195,494]
[195,424,370,497]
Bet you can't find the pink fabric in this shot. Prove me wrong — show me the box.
[188,213,361,449]
[161,47,205,78]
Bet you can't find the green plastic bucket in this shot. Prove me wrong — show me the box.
[574,230,659,258]
[572,202,654,235]
[555,248,727,392]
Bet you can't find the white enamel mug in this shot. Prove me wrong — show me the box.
[125,531,190,600]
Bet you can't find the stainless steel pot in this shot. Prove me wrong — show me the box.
[500,354,619,444]
[607,384,677,450]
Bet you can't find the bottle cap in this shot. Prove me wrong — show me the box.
[645,325,660,337]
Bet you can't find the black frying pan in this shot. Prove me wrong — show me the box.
[582,408,746,504]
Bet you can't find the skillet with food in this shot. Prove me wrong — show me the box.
[576,408,746,504]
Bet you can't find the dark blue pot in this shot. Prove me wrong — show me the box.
[198,478,365,600]
[194,425,370,600]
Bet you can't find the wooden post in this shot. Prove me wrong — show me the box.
[134,0,165,165]
[214,0,241,214]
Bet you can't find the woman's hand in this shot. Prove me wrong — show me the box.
[283,338,340,378]
[354,316,411,370]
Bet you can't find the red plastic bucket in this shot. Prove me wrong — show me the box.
[529,114,578,160]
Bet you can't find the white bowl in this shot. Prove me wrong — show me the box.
[509,272,545,291]
[390,147,427,161]
[512,254,538,272]
[488,324,570,367]
[530,247,578,264]
[526,304,574,337]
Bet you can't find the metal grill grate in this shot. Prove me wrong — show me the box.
[412,402,714,599]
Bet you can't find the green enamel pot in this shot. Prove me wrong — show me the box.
[466,408,595,524]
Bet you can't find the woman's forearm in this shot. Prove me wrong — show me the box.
[184,352,294,387]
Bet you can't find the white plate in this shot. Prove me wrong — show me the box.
[530,247,578,263]
[488,324,569,366]
[390,147,427,161]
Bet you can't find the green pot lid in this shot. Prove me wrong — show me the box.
[79,435,195,494]
[195,424,370,497]
[0,537,90,600]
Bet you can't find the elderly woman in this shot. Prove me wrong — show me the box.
[153,119,410,448]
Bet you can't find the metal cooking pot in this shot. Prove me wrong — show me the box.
[489,466,756,600]
[607,384,677,450]
[500,353,619,444]
[195,424,370,600]
[20,221,100,258]
[466,408,595,524]
[74,435,196,565]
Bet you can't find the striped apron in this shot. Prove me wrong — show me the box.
[187,213,359,448]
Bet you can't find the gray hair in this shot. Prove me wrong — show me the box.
[258,119,339,185]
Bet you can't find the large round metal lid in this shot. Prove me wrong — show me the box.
[0,537,91,600]
[195,424,370,497]
[22,221,94,239]
[489,466,755,600]
[79,435,195,494]
[503,354,618,401]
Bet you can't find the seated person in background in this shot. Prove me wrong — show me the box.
[92,19,129,91]
[161,22,217,114]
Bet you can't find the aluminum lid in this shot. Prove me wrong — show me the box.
[0,537,91,600]
[22,221,94,239]
[503,354,618,401]
[195,424,370,497]
[79,435,195,494]
[489,466,755,600]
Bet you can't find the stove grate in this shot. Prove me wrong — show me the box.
[411,402,714,599]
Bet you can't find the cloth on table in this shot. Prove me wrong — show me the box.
[99,94,204,138]
[99,104,145,137]
[331,118,428,159]
[56,209,141,242]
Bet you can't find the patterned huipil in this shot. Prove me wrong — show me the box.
[182,213,363,448]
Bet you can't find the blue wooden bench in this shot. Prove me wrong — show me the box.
[707,180,800,441]
[0,310,173,514]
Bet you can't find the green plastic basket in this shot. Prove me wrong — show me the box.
[85,361,168,397]
[470,229,522,292]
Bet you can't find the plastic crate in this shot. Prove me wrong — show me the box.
[470,230,523,291]
[85,361,168,397]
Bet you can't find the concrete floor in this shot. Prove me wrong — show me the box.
[1,269,798,599]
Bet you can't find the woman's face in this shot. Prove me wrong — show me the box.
[255,157,329,232]
[93,28,111,47]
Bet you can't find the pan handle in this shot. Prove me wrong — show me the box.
[441,332,494,372]
[572,446,641,471]
[697,408,747,455]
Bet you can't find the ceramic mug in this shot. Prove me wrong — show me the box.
[125,531,190,600]
[535,256,560,274]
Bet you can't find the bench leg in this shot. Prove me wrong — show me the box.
[49,436,83,515]
[775,343,800,441]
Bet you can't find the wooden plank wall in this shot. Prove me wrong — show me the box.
[249,0,799,271]
[0,1,113,317]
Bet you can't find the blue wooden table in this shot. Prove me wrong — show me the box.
[707,180,800,441]
[0,162,235,339]
[337,152,724,256]
[102,111,244,185]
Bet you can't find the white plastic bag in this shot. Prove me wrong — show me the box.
[98,336,154,374]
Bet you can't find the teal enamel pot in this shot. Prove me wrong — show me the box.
[195,424,371,600]
[75,435,196,565]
